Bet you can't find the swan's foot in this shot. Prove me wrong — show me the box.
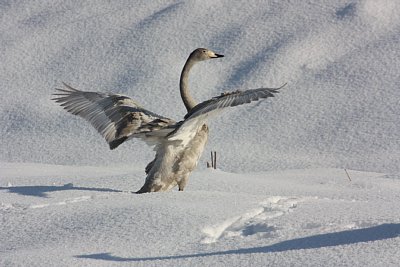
[178,182,186,191]
[135,188,147,194]
[135,183,163,194]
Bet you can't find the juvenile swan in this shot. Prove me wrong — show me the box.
[53,48,286,193]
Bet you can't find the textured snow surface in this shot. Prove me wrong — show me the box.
[1,0,400,172]
[1,0,400,266]
[1,164,400,266]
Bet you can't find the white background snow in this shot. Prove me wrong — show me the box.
[1,0,400,266]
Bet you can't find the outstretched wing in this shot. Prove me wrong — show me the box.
[168,84,286,142]
[52,83,176,149]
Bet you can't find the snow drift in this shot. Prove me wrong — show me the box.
[1,1,400,266]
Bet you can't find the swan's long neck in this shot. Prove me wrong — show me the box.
[180,57,198,112]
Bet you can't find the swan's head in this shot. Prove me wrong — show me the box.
[190,48,224,62]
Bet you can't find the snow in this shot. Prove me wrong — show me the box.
[1,0,400,266]
[1,165,400,266]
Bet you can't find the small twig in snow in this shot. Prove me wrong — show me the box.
[213,151,217,169]
[344,169,352,181]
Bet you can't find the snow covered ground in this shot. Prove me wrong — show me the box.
[1,0,400,266]
[1,164,400,266]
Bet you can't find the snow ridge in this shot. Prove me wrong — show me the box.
[202,196,299,244]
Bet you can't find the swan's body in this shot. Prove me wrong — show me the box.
[53,48,284,193]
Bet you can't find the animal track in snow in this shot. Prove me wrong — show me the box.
[0,196,93,211]
[202,196,299,244]
[29,196,92,209]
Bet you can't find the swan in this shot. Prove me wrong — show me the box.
[52,48,285,193]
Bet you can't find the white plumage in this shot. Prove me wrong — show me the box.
[53,48,285,193]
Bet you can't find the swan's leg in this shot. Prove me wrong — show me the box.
[178,174,189,191]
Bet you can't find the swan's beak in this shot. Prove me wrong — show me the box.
[214,53,224,58]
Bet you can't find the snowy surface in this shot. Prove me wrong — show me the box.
[1,164,400,266]
[1,0,400,266]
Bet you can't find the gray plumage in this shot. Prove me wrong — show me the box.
[184,86,285,120]
[52,48,285,193]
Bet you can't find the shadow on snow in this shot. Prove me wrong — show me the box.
[0,184,123,197]
[76,223,400,262]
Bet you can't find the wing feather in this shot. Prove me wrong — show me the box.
[52,83,176,149]
[168,84,286,142]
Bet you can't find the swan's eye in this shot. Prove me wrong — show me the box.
[202,50,206,53]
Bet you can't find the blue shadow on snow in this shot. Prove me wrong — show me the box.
[0,184,123,197]
[76,223,400,262]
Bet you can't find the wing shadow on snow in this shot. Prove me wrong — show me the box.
[0,184,123,197]
[76,223,400,262]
